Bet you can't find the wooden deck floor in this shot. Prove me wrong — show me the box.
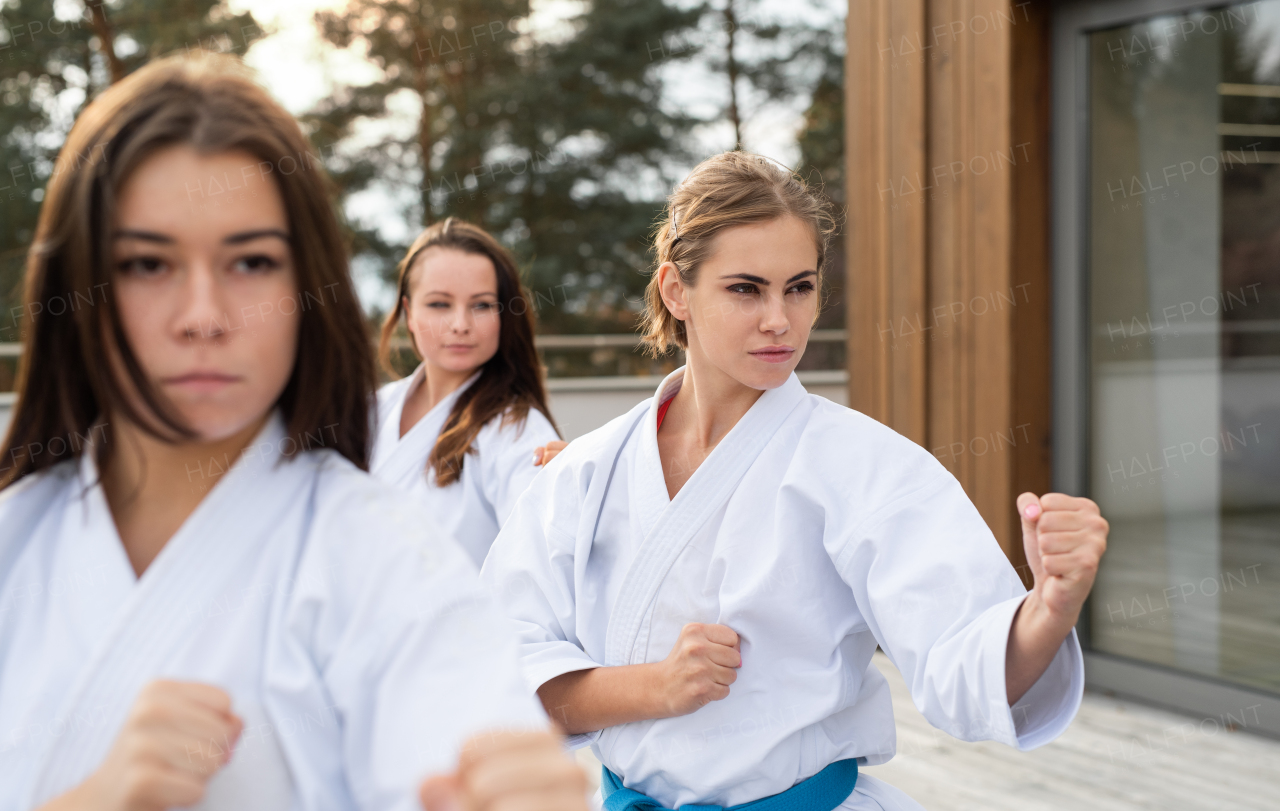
[861,652,1280,811]
[574,652,1280,810]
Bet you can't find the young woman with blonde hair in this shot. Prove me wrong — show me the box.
[0,54,586,811]
[372,218,564,569]
[482,151,1109,811]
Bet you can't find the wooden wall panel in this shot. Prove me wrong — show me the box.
[1009,0,1053,584]
[926,0,974,491]
[969,0,1016,556]
[846,0,928,444]
[847,0,1051,570]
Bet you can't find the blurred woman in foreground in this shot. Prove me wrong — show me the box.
[0,54,586,811]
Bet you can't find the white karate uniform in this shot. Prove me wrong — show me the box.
[481,368,1084,811]
[372,366,560,568]
[0,414,545,811]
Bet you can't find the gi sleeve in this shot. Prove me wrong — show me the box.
[828,468,1084,751]
[479,409,562,529]
[280,477,549,811]
[481,459,606,748]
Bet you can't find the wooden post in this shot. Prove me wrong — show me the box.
[846,0,1050,576]
[1010,1,1054,582]
[846,0,929,445]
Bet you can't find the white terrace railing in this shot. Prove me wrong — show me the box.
[535,330,849,437]
[534,329,848,350]
[0,331,850,439]
[0,342,15,409]
[0,329,847,366]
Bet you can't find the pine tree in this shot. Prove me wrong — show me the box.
[2,2,95,347]
[0,0,259,347]
[701,0,822,153]
[310,0,531,230]
[507,0,703,333]
[796,17,844,333]
[309,0,702,334]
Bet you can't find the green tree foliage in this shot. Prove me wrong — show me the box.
[2,1,97,346]
[309,0,703,334]
[2,0,845,353]
[703,0,790,151]
[795,14,844,332]
[686,0,838,158]
[0,0,259,346]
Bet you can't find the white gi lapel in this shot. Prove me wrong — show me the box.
[0,462,77,589]
[372,367,480,486]
[29,414,320,805]
[603,368,808,667]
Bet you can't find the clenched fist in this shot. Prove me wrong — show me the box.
[1018,492,1108,623]
[42,680,242,811]
[1005,492,1108,704]
[419,729,589,811]
[656,622,742,717]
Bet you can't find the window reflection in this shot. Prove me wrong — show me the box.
[1088,1,1280,693]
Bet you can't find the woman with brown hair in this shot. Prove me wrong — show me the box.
[0,55,586,811]
[372,219,564,569]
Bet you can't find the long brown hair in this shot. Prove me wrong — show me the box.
[378,218,557,487]
[0,54,375,488]
[641,151,836,355]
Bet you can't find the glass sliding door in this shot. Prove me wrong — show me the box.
[1086,1,1280,695]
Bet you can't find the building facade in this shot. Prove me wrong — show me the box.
[847,0,1279,736]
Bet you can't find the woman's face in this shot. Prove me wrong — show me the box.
[660,215,819,391]
[403,247,502,377]
[110,145,301,442]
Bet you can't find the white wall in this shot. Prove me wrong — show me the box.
[0,394,12,442]
[0,372,851,449]
[547,371,849,440]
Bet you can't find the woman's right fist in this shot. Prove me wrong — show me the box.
[69,680,242,811]
[656,622,741,717]
[419,729,589,811]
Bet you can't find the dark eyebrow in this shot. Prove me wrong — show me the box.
[720,270,817,285]
[224,229,290,245]
[111,229,290,245]
[113,229,173,243]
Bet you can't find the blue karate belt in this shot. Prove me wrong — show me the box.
[601,759,858,811]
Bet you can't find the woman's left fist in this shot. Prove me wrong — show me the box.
[1017,492,1108,622]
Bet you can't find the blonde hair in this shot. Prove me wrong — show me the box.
[639,151,836,356]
